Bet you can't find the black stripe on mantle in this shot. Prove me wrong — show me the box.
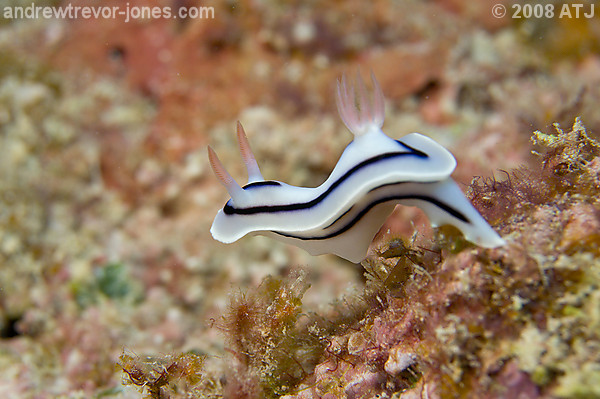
[272,192,469,241]
[223,140,428,215]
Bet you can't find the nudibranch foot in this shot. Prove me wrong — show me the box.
[208,73,505,262]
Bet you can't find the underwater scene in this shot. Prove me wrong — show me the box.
[0,0,599,398]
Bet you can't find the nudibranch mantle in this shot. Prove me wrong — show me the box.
[208,73,505,263]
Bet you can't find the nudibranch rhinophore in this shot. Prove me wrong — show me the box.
[208,73,505,263]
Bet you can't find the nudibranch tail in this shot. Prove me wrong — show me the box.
[336,72,385,136]
[236,121,263,184]
[207,146,247,205]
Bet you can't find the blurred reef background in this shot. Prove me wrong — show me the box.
[0,0,599,398]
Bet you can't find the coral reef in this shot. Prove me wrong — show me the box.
[119,351,206,399]
[273,119,600,398]
[111,121,600,399]
[0,0,599,398]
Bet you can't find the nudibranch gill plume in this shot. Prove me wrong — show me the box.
[208,73,505,263]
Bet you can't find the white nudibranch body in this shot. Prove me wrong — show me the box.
[208,73,505,263]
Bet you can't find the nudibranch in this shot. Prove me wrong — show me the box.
[208,73,505,263]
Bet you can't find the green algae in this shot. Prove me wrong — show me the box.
[71,263,143,308]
